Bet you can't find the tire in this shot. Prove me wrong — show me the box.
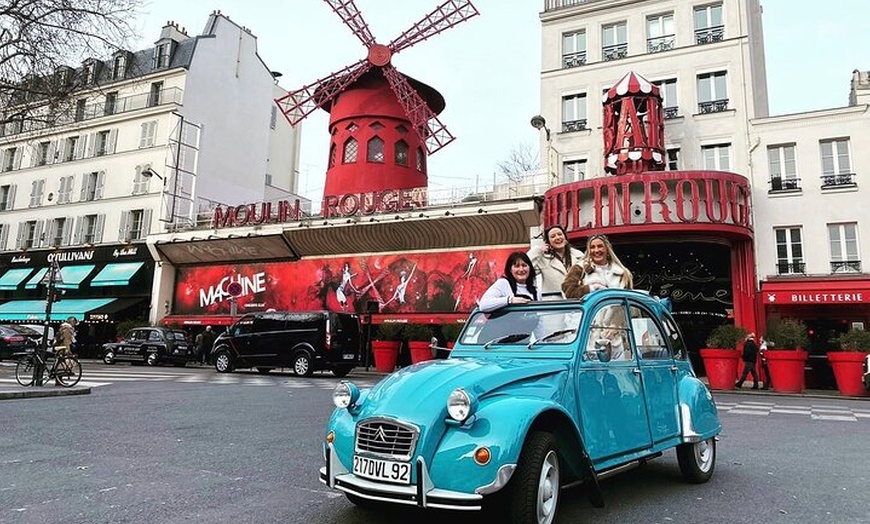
[507,431,561,524]
[55,357,82,387]
[256,367,273,374]
[332,367,353,378]
[214,350,234,373]
[146,353,159,367]
[103,351,116,365]
[15,357,35,386]
[676,438,716,483]
[292,352,313,377]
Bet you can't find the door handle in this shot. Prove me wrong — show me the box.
[670,365,678,372]
[632,368,642,375]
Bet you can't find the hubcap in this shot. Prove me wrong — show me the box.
[695,439,714,473]
[537,450,559,524]
[147,354,158,366]
[294,357,309,375]
[104,352,114,364]
[216,354,229,372]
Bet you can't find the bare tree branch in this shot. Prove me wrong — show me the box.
[496,142,540,183]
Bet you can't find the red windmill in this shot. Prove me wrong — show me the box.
[275,0,479,213]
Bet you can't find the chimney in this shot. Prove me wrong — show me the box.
[157,20,188,44]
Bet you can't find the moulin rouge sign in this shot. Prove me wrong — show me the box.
[212,188,426,229]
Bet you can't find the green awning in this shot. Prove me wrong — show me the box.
[0,268,34,290]
[0,298,115,321]
[56,265,96,290]
[90,262,145,287]
[24,268,49,289]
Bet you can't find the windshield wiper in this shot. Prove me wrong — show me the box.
[483,333,530,349]
[527,329,577,349]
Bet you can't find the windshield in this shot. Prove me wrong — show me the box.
[459,309,582,349]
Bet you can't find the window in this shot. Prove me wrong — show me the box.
[0,224,7,251]
[562,30,586,68]
[49,217,67,247]
[153,43,171,69]
[3,147,18,171]
[774,227,804,274]
[75,99,86,121]
[81,214,99,244]
[104,91,118,115]
[35,141,51,166]
[265,173,272,186]
[768,144,798,191]
[0,184,15,210]
[694,3,724,44]
[20,220,38,249]
[416,147,425,172]
[81,172,103,201]
[65,136,80,161]
[562,159,587,183]
[57,175,74,204]
[602,22,628,61]
[630,306,669,360]
[148,82,163,107]
[647,13,675,53]
[342,138,358,163]
[28,179,45,207]
[562,93,587,132]
[112,54,126,80]
[121,209,150,241]
[395,140,409,166]
[666,148,680,171]
[828,223,860,273]
[367,137,384,163]
[95,130,110,156]
[139,121,157,148]
[697,71,728,113]
[132,166,150,195]
[701,144,730,171]
[328,143,336,168]
[83,61,97,85]
[653,78,678,118]
[270,106,277,130]
[820,138,853,186]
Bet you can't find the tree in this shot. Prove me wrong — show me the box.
[496,142,540,183]
[0,0,144,129]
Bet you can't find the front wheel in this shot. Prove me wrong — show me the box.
[214,350,234,373]
[676,438,716,483]
[103,351,116,365]
[507,431,561,524]
[15,357,35,386]
[55,357,82,387]
[292,352,313,377]
[146,353,159,367]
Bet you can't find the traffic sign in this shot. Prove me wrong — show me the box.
[227,282,243,296]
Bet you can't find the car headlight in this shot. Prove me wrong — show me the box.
[447,388,474,422]
[332,381,360,409]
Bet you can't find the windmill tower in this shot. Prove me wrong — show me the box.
[275,0,479,208]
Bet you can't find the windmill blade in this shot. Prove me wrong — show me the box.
[382,64,455,154]
[323,0,377,47]
[275,58,371,126]
[388,0,479,55]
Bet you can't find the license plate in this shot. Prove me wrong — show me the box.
[352,455,411,485]
[342,354,355,360]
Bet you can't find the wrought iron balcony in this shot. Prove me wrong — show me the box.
[831,260,862,273]
[821,172,856,188]
[647,36,675,54]
[544,0,592,12]
[663,106,679,119]
[562,51,587,68]
[777,261,806,275]
[562,119,588,132]
[698,99,729,114]
[769,176,800,192]
[695,26,725,45]
[602,44,628,61]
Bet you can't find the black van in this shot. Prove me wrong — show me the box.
[210,310,361,377]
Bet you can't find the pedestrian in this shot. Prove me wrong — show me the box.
[57,321,75,356]
[527,225,584,301]
[759,336,772,390]
[562,234,633,299]
[194,330,204,363]
[478,251,540,312]
[735,332,760,389]
[199,325,217,365]
[65,316,79,355]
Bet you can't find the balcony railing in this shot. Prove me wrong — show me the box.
[698,99,729,114]
[647,35,675,54]
[562,51,587,68]
[695,26,725,44]
[544,0,592,11]
[769,177,801,192]
[777,261,806,275]
[602,43,628,61]
[1,87,184,138]
[562,119,588,132]
[821,172,856,188]
[831,260,862,273]
[663,106,679,119]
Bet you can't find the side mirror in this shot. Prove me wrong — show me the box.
[594,338,612,363]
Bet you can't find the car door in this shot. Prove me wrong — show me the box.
[120,329,145,357]
[629,302,680,446]
[577,300,652,463]
[252,312,291,367]
[229,315,258,364]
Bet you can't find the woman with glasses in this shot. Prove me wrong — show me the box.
[562,234,633,299]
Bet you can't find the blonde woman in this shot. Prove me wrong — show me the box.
[562,234,633,299]
[527,225,584,301]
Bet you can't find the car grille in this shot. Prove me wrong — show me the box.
[355,418,419,460]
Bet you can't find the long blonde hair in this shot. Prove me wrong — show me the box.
[583,234,633,289]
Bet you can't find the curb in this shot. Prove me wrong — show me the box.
[0,386,91,401]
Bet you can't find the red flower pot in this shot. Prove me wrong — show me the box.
[408,340,434,364]
[372,340,400,373]
[699,348,741,390]
[765,350,808,393]
[827,351,870,397]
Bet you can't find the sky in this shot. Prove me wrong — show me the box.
[131,0,870,207]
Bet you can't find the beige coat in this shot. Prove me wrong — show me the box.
[562,262,631,299]
[528,245,584,300]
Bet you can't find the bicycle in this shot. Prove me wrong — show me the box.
[14,347,82,388]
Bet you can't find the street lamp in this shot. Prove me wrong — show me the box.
[141,167,164,182]
[530,115,558,187]
[142,167,175,223]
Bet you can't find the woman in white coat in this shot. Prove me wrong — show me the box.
[562,234,633,299]
[527,225,584,301]
[478,251,541,312]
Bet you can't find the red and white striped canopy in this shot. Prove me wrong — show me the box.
[603,71,660,102]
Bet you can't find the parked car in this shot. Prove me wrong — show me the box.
[0,324,39,360]
[102,327,193,367]
[211,310,361,377]
[19,324,56,347]
[320,289,721,524]
[863,353,870,391]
